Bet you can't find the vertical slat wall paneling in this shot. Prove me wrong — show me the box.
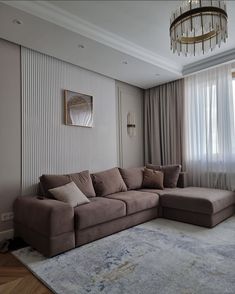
[21,48,117,195]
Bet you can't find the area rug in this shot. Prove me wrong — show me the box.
[13,217,235,294]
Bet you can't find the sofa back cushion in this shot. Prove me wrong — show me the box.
[92,167,127,197]
[68,170,96,197]
[119,167,144,190]
[40,174,71,198]
[146,164,181,188]
[40,170,96,198]
[142,168,164,189]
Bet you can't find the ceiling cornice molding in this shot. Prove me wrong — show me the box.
[183,48,235,76]
[2,0,182,75]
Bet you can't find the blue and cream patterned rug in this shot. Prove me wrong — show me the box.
[13,217,235,294]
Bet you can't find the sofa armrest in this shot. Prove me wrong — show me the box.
[14,196,74,237]
[177,172,188,188]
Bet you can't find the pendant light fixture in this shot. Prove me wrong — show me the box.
[170,0,228,56]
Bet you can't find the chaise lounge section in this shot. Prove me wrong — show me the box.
[14,166,235,257]
[160,187,235,227]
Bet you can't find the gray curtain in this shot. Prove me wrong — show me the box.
[144,79,185,167]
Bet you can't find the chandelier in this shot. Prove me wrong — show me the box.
[170,0,228,56]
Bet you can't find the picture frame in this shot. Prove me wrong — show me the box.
[64,90,93,128]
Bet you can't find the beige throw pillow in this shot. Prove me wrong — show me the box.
[142,168,164,189]
[48,181,90,207]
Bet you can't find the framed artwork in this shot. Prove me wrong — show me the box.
[64,90,93,127]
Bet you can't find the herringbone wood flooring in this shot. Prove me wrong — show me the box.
[0,253,52,294]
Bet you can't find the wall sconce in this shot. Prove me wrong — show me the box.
[127,112,136,137]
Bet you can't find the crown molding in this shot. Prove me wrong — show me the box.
[183,48,235,76]
[2,0,182,75]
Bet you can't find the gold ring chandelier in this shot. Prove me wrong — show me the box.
[170,0,228,56]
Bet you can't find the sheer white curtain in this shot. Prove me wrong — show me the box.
[185,64,235,191]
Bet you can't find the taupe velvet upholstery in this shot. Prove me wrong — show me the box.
[14,167,235,257]
[106,191,159,215]
[14,196,75,257]
[119,167,144,190]
[92,167,127,197]
[75,208,159,247]
[146,164,181,188]
[40,174,71,198]
[161,187,235,214]
[142,168,164,189]
[74,197,126,230]
[15,223,75,257]
[163,205,235,228]
[40,170,96,198]
[14,196,74,236]
[177,172,187,188]
[138,188,180,196]
[68,170,96,197]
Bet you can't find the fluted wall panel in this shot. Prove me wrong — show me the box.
[21,47,117,194]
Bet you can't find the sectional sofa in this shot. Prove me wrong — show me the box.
[14,166,235,257]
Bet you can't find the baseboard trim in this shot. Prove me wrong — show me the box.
[0,229,14,241]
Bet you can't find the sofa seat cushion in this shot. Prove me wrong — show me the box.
[74,197,126,230]
[138,188,180,196]
[161,187,235,214]
[106,191,159,215]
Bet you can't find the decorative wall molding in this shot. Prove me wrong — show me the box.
[2,0,182,75]
[116,81,144,168]
[21,47,117,194]
[183,48,235,76]
[116,86,124,168]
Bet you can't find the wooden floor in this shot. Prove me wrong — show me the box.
[0,252,52,294]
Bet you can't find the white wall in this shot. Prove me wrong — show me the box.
[21,48,118,194]
[0,39,21,234]
[116,81,144,168]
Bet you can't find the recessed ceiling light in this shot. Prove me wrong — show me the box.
[122,61,128,65]
[78,44,85,49]
[12,19,23,25]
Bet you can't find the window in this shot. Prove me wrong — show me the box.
[185,65,235,190]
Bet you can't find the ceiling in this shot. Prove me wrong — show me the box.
[0,0,235,89]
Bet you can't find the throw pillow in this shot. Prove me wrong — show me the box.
[119,167,144,190]
[142,168,164,189]
[92,167,127,197]
[146,164,181,188]
[48,181,90,207]
[40,170,96,198]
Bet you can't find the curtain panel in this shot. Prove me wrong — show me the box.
[185,64,235,191]
[144,79,185,167]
